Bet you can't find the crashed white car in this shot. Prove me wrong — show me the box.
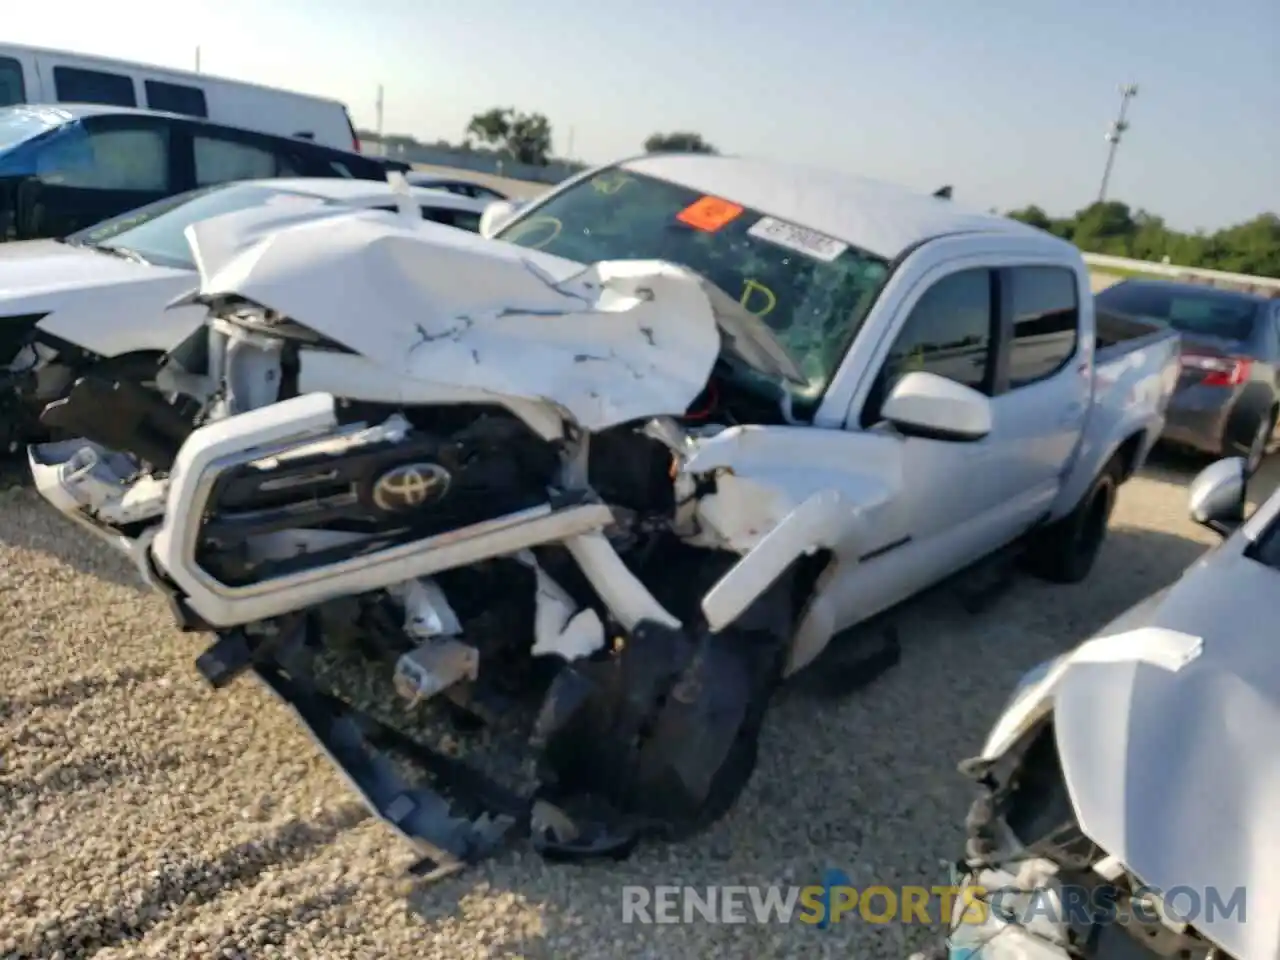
[0,174,491,451]
[937,456,1278,960]
[28,154,1180,873]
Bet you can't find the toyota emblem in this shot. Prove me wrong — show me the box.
[371,462,451,512]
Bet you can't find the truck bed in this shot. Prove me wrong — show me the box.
[1094,307,1177,363]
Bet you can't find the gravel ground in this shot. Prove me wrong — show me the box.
[1,452,1276,960]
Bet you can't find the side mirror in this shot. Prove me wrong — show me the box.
[1188,456,1247,536]
[479,200,520,239]
[881,371,992,442]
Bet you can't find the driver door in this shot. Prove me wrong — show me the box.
[20,114,178,239]
[832,264,1020,622]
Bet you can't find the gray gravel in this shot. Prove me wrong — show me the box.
[1,453,1275,960]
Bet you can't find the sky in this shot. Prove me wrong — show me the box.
[8,0,1278,231]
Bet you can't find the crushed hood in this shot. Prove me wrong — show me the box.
[0,239,188,308]
[177,206,804,430]
[983,550,1280,960]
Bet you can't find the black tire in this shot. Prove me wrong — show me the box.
[1228,404,1277,477]
[1024,458,1121,584]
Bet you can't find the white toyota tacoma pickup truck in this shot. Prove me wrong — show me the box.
[26,154,1181,874]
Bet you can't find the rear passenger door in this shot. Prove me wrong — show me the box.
[993,264,1088,518]
[24,113,176,237]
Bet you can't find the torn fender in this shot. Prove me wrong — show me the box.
[678,424,900,673]
[701,489,862,633]
[178,208,724,431]
[680,424,900,553]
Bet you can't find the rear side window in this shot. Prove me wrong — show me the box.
[1006,266,1079,388]
[1098,282,1260,343]
[145,80,207,118]
[53,67,136,107]
[0,57,25,108]
[193,135,296,186]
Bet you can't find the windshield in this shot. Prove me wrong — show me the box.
[493,168,891,402]
[0,105,66,155]
[1097,281,1261,344]
[66,183,340,269]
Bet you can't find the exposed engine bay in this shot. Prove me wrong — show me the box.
[27,208,900,875]
[920,619,1259,960]
[938,725,1229,960]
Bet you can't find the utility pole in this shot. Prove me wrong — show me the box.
[375,84,384,155]
[1097,83,1138,203]
[194,46,201,72]
[566,126,575,161]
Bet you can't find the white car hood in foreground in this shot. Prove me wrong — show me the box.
[983,547,1280,960]
[0,240,200,351]
[179,207,803,431]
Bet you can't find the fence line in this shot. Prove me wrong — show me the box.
[1081,253,1280,291]
[359,140,584,185]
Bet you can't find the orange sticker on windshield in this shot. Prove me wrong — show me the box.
[676,195,744,232]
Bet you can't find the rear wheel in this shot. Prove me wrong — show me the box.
[1237,406,1277,477]
[1023,458,1121,584]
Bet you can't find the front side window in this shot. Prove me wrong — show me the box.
[194,135,283,186]
[35,123,169,191]
[0,57,25,108]
[889,269,995,391]
[860,268,994,426]
[52,67,136,107]
[1007,265,1079,388]
[66,182,336,268]
[494,169,892,403]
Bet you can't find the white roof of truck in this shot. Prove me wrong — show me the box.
[620,154,1056,261]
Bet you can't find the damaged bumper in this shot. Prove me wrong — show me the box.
[27,388,818,868]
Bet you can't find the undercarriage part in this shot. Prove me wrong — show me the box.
[790,620,902,699]
[0,368,40,454]
[528,565,799,856]
[40,374,193,469]
[202,616,531,879]
[393,637,480,706]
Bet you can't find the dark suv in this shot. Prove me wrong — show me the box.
[0,103,396,241]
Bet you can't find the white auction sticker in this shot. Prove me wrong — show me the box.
[747,216,849,262]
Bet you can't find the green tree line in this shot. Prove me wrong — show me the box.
[1006,201,1280,279]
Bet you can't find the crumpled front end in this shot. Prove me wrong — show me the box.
[27,209,896,876]
[922,615,1271,960]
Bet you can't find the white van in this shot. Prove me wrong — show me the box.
[0,43,361,152]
